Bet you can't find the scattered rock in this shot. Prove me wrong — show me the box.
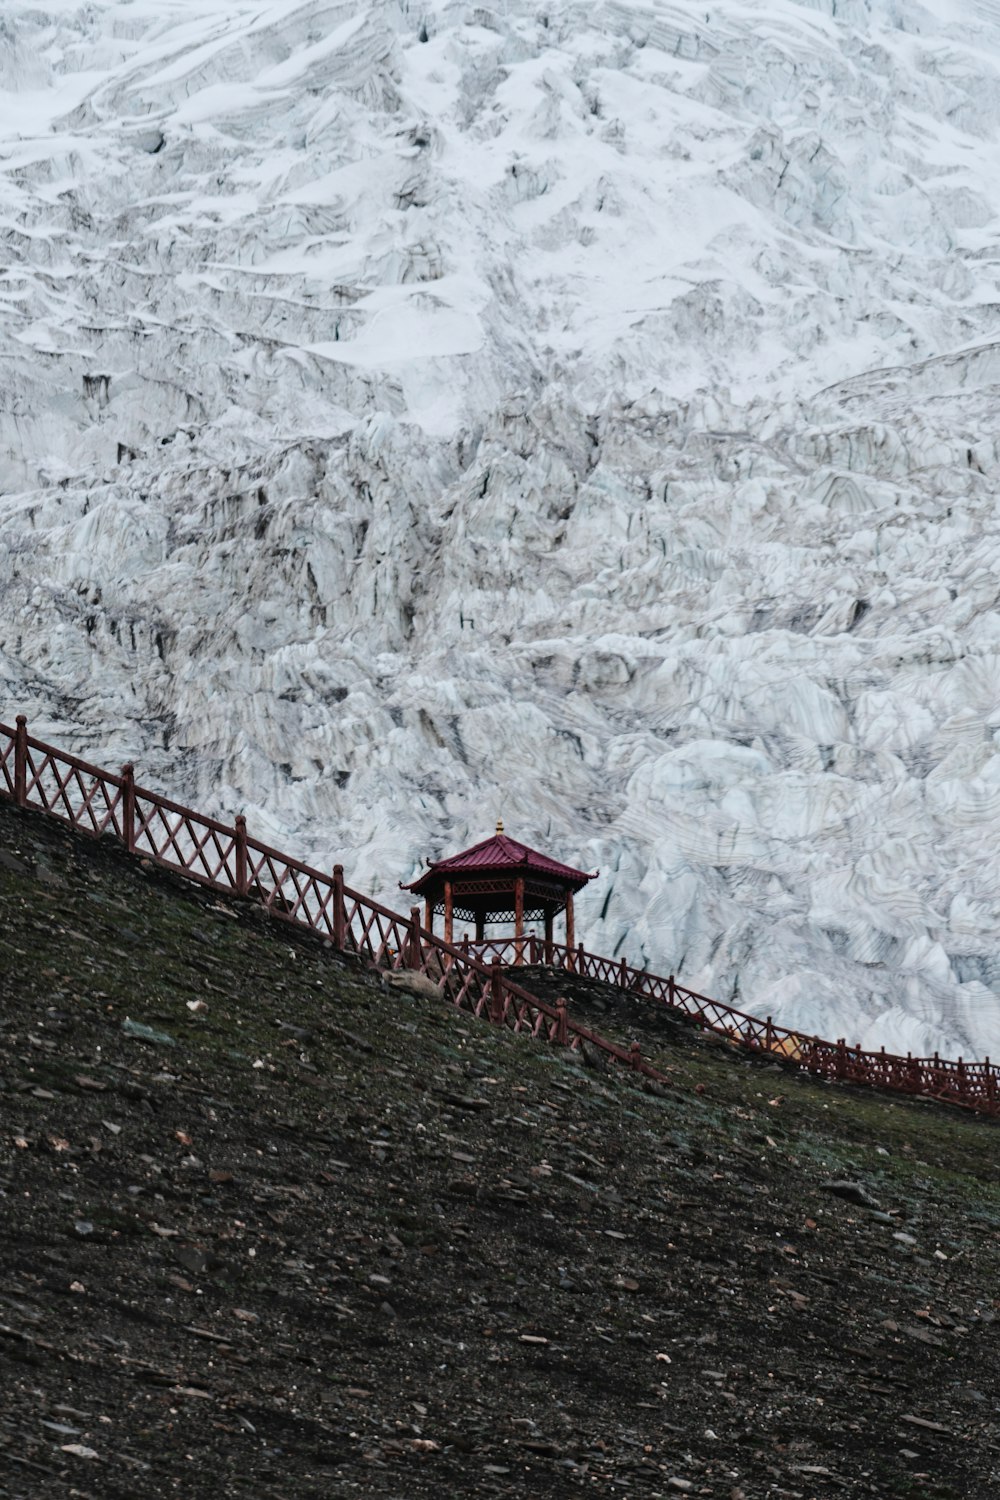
[580,1041,609,1071]
[900,1414,951,1434]
[174,1246,208,1275]
[821,1180,880,1208]
[122,1018,177,1046]
[384,970,441,1001]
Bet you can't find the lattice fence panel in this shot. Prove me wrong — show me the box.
[349,902,408,967]
[134,797,235,888]
[25,747,125,838]
[246,847,334,934]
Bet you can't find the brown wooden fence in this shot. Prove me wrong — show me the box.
[0,717,666,1086]
[461,940,999,1115]
[2,715,997,1116]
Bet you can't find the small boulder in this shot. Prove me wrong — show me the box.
[821,1180,879,1209]
[384,970,441,1001]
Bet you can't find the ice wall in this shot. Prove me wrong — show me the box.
[4,0,1000,1058]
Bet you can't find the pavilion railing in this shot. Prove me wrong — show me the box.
[457,935,540,966]
[0,717,668,1087]
[2,715,998,1115]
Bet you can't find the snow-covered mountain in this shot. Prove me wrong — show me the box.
[5,0,1000,1059]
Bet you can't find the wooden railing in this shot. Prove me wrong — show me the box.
[462,935,1000,1115]
[0,718,667,1087]
[2,715,997,1116]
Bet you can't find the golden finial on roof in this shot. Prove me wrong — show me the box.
[496,818,504,835]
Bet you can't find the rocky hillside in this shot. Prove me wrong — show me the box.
[2,799,1000,1498]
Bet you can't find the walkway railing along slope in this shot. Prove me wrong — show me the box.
[0,718,665,1086]
[459,937,999,1114]
[2,716,997,1116]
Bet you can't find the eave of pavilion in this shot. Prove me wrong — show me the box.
[400,822,596,952]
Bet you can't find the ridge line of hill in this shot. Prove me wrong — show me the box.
[2,713,998,1119]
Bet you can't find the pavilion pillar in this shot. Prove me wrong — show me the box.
[544,909,554,966]
[444,879,453,946]
[514,876,525,965]
[565,894,575,971]
[424,897,434,935]
[475,913,485,942]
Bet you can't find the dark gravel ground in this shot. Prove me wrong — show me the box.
[2,798,1000,1500]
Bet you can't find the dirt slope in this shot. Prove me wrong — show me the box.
[1,799,999,1500]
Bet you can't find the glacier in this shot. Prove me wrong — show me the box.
[4,0,1000,1060]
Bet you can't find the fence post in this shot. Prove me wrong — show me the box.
[577,941,585,975]
[529,932,537,965]
[620,957,628,990]
[765,1016,774,1054]
[836,1039,847,1079]
[409,906,422,968]
[14,715,27,806]
[235,815,249,896]
[630,1040,642,1071]
[490,959,504,1025]
[555,998,568,1045]
[667,974,676,1008]
[332,863,346,949]
[121,763,136,852]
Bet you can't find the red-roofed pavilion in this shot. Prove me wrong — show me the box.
[402,821,595,961]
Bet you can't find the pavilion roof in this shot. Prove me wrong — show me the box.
[402,827,595,896]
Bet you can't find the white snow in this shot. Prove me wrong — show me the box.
[4,0,1000,1059]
